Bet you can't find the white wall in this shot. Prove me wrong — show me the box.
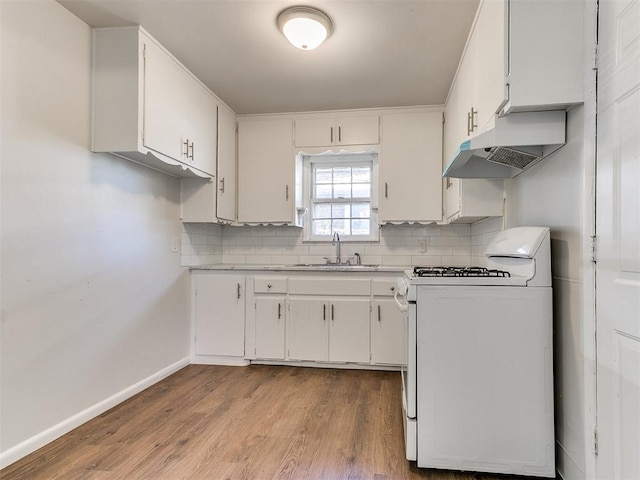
[504,105,588,480]
[0,0,190,466]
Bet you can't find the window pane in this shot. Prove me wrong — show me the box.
[333,167,351,184]
[352,167,371,183]
[315,184,332,199]
[332,219,350,235]
[352,183,370,198]
[315,168,333,184]
[313,219,331,236]
[313,203,331,219]
[333,183,351,199]
[352,219,370,236]
[331,203,351,219]
[352,203,370,218]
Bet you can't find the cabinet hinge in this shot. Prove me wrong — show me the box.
[592,426,599,455]
[592,43,599,71]
[591,235,597,263]
[442,112,445,124]
[254,300,257,310]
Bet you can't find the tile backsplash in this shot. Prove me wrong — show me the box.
[181,222,505,268]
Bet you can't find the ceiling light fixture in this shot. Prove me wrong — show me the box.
[277,6,333,50]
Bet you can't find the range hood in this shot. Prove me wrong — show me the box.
[443,111,567,178]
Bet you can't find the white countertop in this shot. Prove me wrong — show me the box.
[188,264,408,273]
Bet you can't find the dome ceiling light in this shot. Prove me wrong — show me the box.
[277,6,333,50]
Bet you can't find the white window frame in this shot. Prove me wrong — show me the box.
[299,151,379,242]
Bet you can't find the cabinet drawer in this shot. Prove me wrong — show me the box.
[289,278,371,296]
[253,277,287,294]
[372,278,399,297]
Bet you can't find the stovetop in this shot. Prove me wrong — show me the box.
[412,266,511,278]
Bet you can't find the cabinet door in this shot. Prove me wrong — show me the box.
[294,118,334,147]
[288,297,329,361]
[217,106,237,222]
[142,38,186,163]
[329,299,370,363]
[184,82,217,176]
[238,119,294,224]
[337,116,380,145]
[380,112,443,223]
[473,0,507,134]
[194,275,245,356]
[255,296,286,360]
[371,299,406,365]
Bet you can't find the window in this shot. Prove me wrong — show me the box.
[299,152,379,241]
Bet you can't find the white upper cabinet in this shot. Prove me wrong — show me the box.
[238,118,294,224]
[294,115,380,147]
[379,111,443,223]
[216,106,237,223]
[92,26,217,178]
[445,0,583,157]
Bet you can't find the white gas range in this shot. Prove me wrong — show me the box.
[394,226,555,478]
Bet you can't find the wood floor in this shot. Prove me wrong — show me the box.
[1,365,546,480]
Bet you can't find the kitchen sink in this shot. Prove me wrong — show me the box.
[291,263,379,268]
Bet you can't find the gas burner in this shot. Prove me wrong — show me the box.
[412,266,511,278]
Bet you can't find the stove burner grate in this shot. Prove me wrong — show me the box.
[413,266,511,278]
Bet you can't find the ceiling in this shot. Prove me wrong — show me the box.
[57,0,480,115]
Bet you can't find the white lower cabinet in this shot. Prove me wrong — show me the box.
[328,298,370,363]
[255,296,286,360]
[288,297,370,363]
[288,297,329,361]
[371,278,406,365]
[371,299,405,365]
[198,271,405,367]
[193,274,245,357]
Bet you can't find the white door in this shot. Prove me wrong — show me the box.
[143,39,185,163]
[194,275,245,357]
[255,296,286,360]
[237,119,294,224]
[288,297,329,361]
[217,106,237,222]
[329,298,370,363]
[596,1,640,478]
[371,298,406,365]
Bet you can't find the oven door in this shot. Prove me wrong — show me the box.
[395,280,417,460]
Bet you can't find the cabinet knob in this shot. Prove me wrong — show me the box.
[390,286,395,292]
[267,283,272,288]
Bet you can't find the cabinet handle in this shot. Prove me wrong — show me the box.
[278,302,282,319]
[384,182,389,199]
[285,184,289,201]
[237,283,241,299]
[378,304,381,322]
[220,177,225,193]
[330,126,334,144]
[467,107,478,135]
[338,126,342,143]
[189,141,194,160]
[323,304,326,321]
[183,139,189,157]
[331,304,335,321]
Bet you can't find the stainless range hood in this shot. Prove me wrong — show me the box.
[443,111,567,178]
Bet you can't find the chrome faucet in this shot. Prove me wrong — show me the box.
[332,232,341,265]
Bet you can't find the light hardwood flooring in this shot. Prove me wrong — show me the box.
[1,365,550,480]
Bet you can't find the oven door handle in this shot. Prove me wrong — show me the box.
[394,289,408,312]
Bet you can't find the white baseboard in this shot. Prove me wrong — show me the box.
[190,354,250,366]
[0,357,189,470]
